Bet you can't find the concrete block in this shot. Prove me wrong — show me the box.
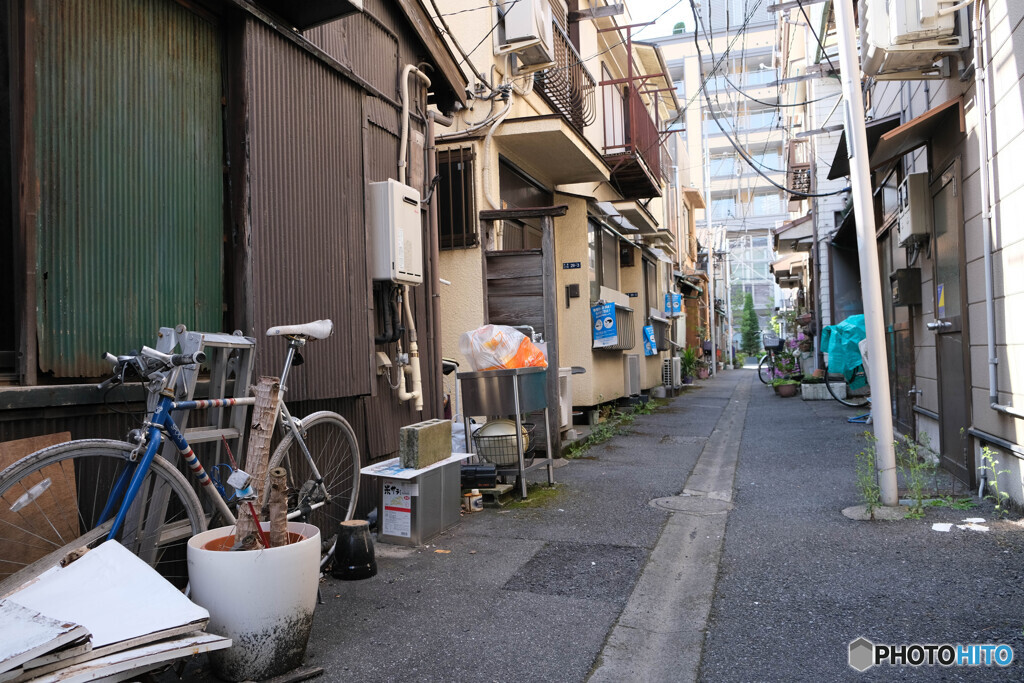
[399,418,452,470]
[800,382,845,401]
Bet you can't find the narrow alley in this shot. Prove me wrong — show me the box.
[180,369,1021,682]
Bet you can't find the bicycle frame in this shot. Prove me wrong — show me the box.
[101,334,327,542]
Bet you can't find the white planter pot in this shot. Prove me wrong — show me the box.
[187,522,320,682]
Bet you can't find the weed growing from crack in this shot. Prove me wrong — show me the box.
[896,434,937,519]
[854,431,882,519]
[564,400,662,459]
[978,446,1011,517]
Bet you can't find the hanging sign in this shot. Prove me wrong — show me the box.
[591,303,618,348]
[664,293,672,314]
[672,293,682,316]
[642,325,657,356]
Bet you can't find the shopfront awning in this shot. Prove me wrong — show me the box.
[869,96,964,171]
[679,278,703,297]
[647,247,674,264]
[827,114,901,180]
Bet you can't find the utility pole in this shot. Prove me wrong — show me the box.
[704,123,717,376]
[833,0,899,507]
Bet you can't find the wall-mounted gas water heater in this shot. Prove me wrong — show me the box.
[369,178,423,285]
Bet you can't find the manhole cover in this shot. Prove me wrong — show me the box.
[649,495,734,515]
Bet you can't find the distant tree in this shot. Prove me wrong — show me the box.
[740,293,760,357]
[673,21,686,34]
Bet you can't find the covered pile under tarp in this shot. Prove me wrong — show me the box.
[821,314,867,389]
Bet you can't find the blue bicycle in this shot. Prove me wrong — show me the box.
[0,321,360,594]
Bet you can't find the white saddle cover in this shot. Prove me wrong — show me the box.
[266,319,334,340]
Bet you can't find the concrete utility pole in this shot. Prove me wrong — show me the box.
[833,0,899,506]
[704,124,717,376]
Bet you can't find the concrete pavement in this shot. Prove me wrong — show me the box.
[164,368,1024,682]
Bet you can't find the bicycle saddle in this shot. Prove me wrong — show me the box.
[266,319,334,340]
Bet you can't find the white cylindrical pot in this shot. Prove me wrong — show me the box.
[187,522,320,682]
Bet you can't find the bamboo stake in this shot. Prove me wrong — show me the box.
[235,377,281,543]
[268,466,289,547]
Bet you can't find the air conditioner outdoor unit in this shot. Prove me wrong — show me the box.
[896,172,931,247]
[496,0,555,72]
[624,354,641,397]
[859,0,968,80]
[662,357,681,388]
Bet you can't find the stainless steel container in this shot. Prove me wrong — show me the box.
[457,366,548,415]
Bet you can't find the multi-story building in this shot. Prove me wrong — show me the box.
[429,0,704,438]
[654,2,786,340]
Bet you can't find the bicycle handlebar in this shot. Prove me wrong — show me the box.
[97,348,207,390]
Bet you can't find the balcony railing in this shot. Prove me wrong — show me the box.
[535,23,596,133]
[603,86,663,198]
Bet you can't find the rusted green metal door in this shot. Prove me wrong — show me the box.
[32,0,223,377]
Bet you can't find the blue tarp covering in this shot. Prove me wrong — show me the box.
[821,314,867,389]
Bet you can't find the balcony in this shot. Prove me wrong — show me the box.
[535,23,596,133]
[603,86,663,200]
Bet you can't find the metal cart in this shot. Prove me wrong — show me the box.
[457,366,554,498]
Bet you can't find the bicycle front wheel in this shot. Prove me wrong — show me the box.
[758,355,773,384]
[0,439,206,594]
[267,411,361,538]
[824,364,871,408]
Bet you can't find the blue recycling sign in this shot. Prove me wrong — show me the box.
[642,325,657,356]
[591,303,618,348]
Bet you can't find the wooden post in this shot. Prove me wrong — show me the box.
[268,466,289,547]
[235,377,281,542]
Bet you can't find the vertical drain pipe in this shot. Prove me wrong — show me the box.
[396,65,430,410]
[974,1,1024,421]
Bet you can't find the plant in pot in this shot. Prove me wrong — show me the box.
[679,347,698,384]
[771,377,800,397]
[696,359,711,380]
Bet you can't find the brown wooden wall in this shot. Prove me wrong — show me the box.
[486,251,546,339]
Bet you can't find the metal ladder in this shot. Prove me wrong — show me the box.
[151,326,257,468]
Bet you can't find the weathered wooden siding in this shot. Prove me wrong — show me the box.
[486,251,546,338]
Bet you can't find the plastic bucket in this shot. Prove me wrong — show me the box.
[187,522,320,681]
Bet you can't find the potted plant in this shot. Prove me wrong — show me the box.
[771,378,800,397]
[679,347,698,384]
[696,359,710,380]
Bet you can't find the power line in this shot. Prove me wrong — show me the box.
[688,0,848,198]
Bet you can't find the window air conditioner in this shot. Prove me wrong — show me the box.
[859,0,969,80]
[896,173,931,247]
[496,0,555,73]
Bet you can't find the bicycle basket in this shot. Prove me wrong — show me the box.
[762,333,783,351]
[472,421,535,466]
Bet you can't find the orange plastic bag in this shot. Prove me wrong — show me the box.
[458,325,548,371]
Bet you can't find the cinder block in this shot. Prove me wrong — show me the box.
[399,418,453,469]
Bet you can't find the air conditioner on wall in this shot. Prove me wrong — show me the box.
[859,0,969,80]
[624,354,641,397]
[662,357,681,388]
[495,0,555,73]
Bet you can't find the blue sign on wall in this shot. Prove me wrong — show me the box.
[664,293,672,314]
[642,325,657,356]
[672,292,682,316]
[591,303,618,348]
[563,261,582,269]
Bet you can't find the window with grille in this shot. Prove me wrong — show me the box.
[437,147,477,249]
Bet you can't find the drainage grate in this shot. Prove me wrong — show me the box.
[503,542,645,603]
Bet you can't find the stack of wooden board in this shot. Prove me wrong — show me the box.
[0,541,230,682]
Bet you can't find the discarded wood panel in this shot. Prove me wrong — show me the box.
[24,631,230,683]
[6,541,209,678]
[0,434,75,587]
[0,601,89,677]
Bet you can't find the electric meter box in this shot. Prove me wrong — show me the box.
[896,172,930,247]
[369,179,423,285]
[891,268,921,307]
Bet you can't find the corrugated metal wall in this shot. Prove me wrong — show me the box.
[31,0,224,376]
[244,19,372,401]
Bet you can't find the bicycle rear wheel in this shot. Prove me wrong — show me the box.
[757,355,773,384]
[266,411,361,541]
[824,364,871,408]
[0,439,206,594]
